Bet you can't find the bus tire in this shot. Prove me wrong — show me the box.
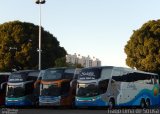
[145,99,150,108]
[109,98,115,109]
[140,98,146,109]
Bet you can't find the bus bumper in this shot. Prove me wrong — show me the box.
[5,97,32,106]
[75,96,107,107]
[39,96,61,106]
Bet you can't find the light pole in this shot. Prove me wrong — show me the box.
[35,0,46,70]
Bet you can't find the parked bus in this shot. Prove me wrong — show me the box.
[34,70,45,104]
[39,67,81,107]
[34,70,45,89]
[5,70,40,106]
[0,72,11,106]
[75,66,160,108]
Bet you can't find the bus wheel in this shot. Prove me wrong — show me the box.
[145,99,150,108]
[140,99,146,109]
[109,98,115,109]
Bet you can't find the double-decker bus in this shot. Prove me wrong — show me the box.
[34,70,45,104]
[39,67,81,107]
[0,72,11,106]
[5,70,40,106]
[75,66,160,108]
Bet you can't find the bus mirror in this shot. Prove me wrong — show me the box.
[34,82,39,88]
[111,79,116,84]
[0,84,2,90]
[0,82,7,90]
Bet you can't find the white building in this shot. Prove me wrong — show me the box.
[66,53,101,67]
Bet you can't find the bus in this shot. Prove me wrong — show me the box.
[5,70,40,106]
[34,70,45,104]
[39,67,81,107]
[0,72,11,106]
[75,66,160,108]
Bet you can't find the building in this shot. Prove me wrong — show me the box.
[66,53,101,67]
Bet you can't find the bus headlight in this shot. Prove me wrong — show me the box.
[92,98,96,101]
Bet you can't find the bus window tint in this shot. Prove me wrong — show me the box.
[98,79,109,94]
[157,75,160,84]
[79,68,101,80]
[64,69,75,79]
[153,75,159,84]
[9,73,25,82]
[101,68,112,79]
[7,85,25,98]
[41,84,60,96]
[28,71,39,81]
[42,69,63,80]
[77,83,99,97]
[37,70,45,80]
[73,69,81,79]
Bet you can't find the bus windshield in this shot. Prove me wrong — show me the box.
[40,84,61,96]
[78,68,101,80]
[6,85,25,98]
[42,69,64,81]
[76,83,99,97]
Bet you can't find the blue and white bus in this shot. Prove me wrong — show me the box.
[75,66,160,108]
[5,70,39,106]
[0,72,11,106]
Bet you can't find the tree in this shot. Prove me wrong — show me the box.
[124,20,160,73]
[55,57,67,67]
[0,21,67,71]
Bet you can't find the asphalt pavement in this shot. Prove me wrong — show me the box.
[0,107,160,114]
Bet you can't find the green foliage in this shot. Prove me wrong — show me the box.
[125,20,160,73]
[0,21,67,71]
[55,57,67,67]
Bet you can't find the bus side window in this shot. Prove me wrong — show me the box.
[99,79,109,94]
[144,76,153,85]
[64,69,75,79]
[153,75,159,84]
[101,68,112,79]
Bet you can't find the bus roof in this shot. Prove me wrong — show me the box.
[47,67,76,70]
[0,72,11,75]
[82,66,158,76]
[11,70,40,77]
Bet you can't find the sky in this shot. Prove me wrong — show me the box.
[0,0,160,67]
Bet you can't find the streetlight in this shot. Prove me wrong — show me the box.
[35,0,46,70]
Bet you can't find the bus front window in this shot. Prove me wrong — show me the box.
[40,84,61,96]
[42,69,64,81]
[77,83,99,97]
[79,68,101,80]
[6,85,25,98]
